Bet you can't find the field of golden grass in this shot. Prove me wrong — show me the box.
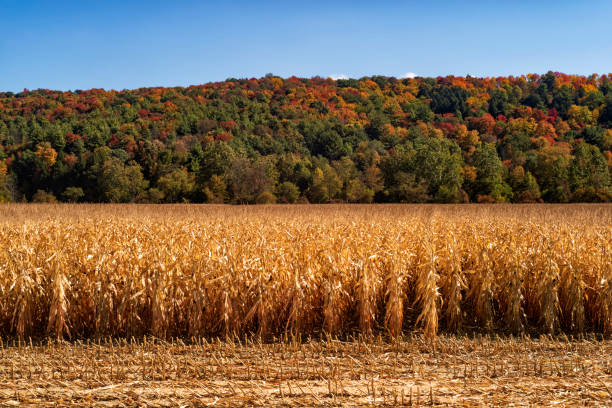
[0,204,610,406]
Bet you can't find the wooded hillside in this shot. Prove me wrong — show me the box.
[1,72,611,203]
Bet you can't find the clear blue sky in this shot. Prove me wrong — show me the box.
[1,0,611,92]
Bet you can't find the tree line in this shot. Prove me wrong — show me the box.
[0,71,611,204]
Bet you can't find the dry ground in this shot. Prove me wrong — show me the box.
[0,336,610,407]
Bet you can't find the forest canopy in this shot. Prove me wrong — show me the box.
[1,71,612,204]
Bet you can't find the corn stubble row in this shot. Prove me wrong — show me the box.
[0,204,610,340]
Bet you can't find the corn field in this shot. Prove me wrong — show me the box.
[0,204,610,340]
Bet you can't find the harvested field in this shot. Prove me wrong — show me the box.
[0,337,610,407]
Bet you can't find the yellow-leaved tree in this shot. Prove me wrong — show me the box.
[35,142,57,168]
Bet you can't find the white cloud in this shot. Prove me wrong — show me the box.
[400,72,417,79]
[329,74,348,80]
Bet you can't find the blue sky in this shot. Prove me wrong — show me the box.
[1,0,611,92]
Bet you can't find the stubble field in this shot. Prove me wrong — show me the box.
[0,203,610,406]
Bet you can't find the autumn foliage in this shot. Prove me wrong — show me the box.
[0,72,611,203]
